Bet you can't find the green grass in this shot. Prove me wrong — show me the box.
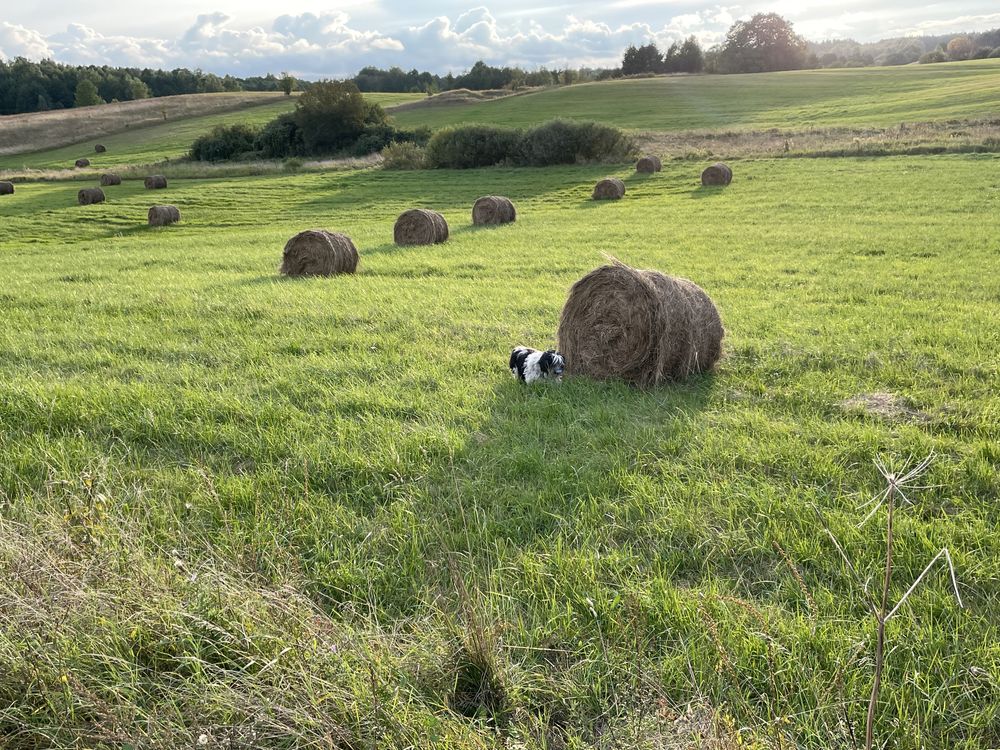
[392,59,1000,132]
[1,156,998,748]
[0,92,423,171]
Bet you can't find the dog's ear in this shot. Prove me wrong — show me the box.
[538,351,555,373]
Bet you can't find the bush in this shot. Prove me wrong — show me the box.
[256,113,304,158]
[351,124,432,156]
[190,124,261,161]
[425,125,522,168]
[380,142,427,170]
[918,50,948,64]
[991,47,1000,59]
[516,120,634,166]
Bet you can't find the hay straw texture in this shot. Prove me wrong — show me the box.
[95,144,107,153]
[75,158,91,168]
[148,205,181,227]
[701,162,733,186]
[636,156,662,173]
[394,209,449,245]
[100,174,122,186]
[0,181,13,195]
[592,178,625,200]
[557,261,724,387]
[144,175,168,190]
[280,230,359,276]
[472,196,517,226]
[77,187,105,206]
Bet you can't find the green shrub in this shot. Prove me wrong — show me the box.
[380,142,427,170]
[516,120,634,166]
[424,125,522,168]
[351,125,432,156]
[256,113,304,159]
[283,157,304,172]
[190,124,261,162]
[990,47,1000,59]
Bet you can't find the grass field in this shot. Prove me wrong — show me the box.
[1,155,998,748]
[0,92,422,171]
[391,59,1000,131]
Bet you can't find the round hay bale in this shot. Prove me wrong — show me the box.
[394,209,449,246]
[144,175,168,190]
[472,196,517,226]
[636,156,662,173]
[75,158,91,169]
[95,144,107,153]
[78,187,105,206]
[0,181,14,195]
[701,162,733,186]
[557,261,723,387]
[100,173,122,186]
[280,230,359,276]
[148,205,181,227]
[592,178,625,201]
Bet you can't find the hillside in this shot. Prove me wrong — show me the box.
[390,59,1000,131]
[0,92,422,171]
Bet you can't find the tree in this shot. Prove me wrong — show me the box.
[621,43,662,75]
[74,79,104,107]
[719,13,807,73]
[675,36,705,73]
[294,80,375,154]
[946,36,975,60]
[280,72,295,96]
[126,76,151,100]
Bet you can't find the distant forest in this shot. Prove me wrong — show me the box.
[2,22,999,115]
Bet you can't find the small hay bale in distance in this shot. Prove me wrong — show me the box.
[592,177,625,201]
[636,156,662,173]
[148,205,181,227]
[75,158,91,169]
[394,209,449,245]
[472,196,517,226]
[0,181,14,195]
[557,261,723,387]
[144,175,168,190]
[95,144,107,153]
[701,162,733,186]
[78,187,105,206]
[280,230,359,276]
[100,174,122,186]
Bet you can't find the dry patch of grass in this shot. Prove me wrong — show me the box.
[389,87,542,113]
[0,92,292,157]
[636,118,1000,160]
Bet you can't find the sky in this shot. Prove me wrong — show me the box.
[2,2,1000,78]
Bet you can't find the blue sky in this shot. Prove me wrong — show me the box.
[2,2,999,77]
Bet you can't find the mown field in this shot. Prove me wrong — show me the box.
[0,92,422,171]
[392,59,1000,131]
[1,154,998,748]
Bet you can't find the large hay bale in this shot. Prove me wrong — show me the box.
[144,175,168,190]
[100,174,122,186]
[0,181,13,195]
[394,209,449,245]
[557,261,723,387]
[472,196,517,226]
[701,162,733,186]
[78,187,105,206]
[148,205,181,227]
[636,156,662,173]
[280,230,359,276]
[95,144,107,153]
[592,178,625,201]
[75,158,91,169]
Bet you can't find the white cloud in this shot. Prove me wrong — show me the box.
[0,22,54,60]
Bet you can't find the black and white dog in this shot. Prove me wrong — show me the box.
[509,346,565,384]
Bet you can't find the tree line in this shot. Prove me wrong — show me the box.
[0,58,306,116]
